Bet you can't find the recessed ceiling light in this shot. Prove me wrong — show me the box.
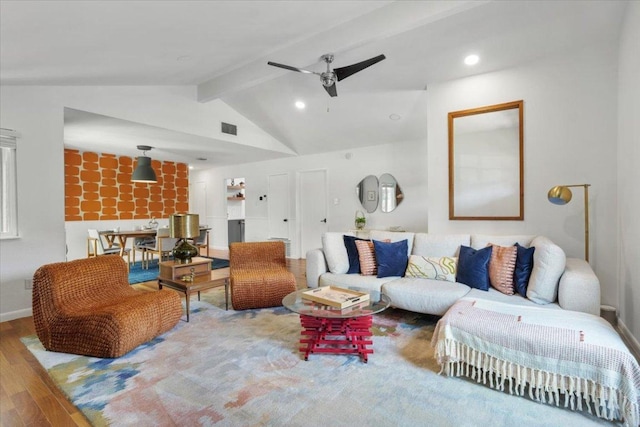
[389,113,401,121]
[188,165,194,170]
[295,101,306,109]
[464,54,479,66]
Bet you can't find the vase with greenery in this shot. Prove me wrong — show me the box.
[355,211,366,230]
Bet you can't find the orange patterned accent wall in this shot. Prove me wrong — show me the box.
[64,149,189,221]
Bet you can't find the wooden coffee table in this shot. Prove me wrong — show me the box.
[158,267,229,322]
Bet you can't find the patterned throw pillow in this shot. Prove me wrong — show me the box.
[405,255,457,282]
[355,240,377,276]
[488,244,518,295]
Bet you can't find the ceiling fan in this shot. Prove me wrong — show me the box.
[267,53,386,97]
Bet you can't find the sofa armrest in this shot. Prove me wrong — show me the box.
[305,248,328,288]
[557,258,600,315]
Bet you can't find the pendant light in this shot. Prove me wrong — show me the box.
[131,145,158,183]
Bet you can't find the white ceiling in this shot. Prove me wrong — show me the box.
[0,1,628,166]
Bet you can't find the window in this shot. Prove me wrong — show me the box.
[1,129,18,238]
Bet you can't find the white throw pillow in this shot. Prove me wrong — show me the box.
[322,232,353,274]
[526,236,566,304]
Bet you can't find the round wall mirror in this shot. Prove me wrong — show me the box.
[356,175,379,213]
[379,173,403,213]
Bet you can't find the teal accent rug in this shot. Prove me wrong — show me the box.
[128,257,229,284]
[21,290,612,427]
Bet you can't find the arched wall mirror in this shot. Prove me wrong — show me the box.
[379,173,403,213]
[356,175,379,213]
[356,174,403,213]
[448,100,524,220]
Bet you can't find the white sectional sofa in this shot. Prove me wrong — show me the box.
[306,230,601,316]
[306,231,640,426]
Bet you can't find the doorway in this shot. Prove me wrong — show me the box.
[299,169,327,258]
[226,177,245,244]
[268,173,290,239]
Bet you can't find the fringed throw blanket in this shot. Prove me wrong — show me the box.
[432,299,640,427]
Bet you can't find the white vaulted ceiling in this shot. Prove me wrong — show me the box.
[0,1,628,165]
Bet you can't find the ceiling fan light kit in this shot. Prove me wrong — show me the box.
[268,53,386,97]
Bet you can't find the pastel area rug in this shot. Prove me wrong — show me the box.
[22,290,618,427]
[128,257,230,284]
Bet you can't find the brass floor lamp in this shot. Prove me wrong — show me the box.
[547,184,591,262]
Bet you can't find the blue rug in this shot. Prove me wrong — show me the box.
[128,257,229,284]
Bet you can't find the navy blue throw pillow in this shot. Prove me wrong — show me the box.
[374,239,409,278]
[456,245,493,291]
[343,235,368,274]
[513,243,536,297]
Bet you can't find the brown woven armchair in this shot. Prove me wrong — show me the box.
[32,256,182,358]
[230,241,297,310]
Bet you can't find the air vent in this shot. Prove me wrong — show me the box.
[221,122,237,136]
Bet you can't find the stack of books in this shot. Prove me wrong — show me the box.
[301,286,369,309]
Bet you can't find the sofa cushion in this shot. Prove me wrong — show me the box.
[369,231,414,257]
[412,234,470,257]
[374,239,409,278]
[513,243,535,297]
[343,235,367,274]
[456,245,493,291]
[527,236,566,304]
[488,244,517,295]
[319,273,392,293]
[405,255,457,282]
[382,278,471,316]
[322,232,354,274]
[463,288,561,310]
[471,234,536,250]
[355,240,377,276]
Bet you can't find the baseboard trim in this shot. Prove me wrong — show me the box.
[617,319,640,362]
[0,308,32,323]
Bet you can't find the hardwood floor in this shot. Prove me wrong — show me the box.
[0,253,307,427]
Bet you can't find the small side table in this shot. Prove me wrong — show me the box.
[158,267,230,322]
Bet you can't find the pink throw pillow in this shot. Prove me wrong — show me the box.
[488,244,517,295]
[355,240,377,276]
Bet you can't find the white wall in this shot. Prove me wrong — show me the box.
[0,85,293,321]
[191,137,429,259]
[617,1,640,346]
[427,43,619,307]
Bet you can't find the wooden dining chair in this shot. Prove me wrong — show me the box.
[87,229,131,266]
[138,228,178,269]
[193,228,209,256]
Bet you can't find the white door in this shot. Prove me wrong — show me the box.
[189,181,206,224]
[300,170,327,258]
[268,173,289,238]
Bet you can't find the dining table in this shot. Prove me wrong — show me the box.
[100,229,157,256]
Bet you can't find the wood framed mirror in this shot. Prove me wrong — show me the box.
[448,100,523,220]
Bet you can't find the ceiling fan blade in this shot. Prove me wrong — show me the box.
[267,61,319,75]
[334,54,386,81]
[324,83,338,97]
